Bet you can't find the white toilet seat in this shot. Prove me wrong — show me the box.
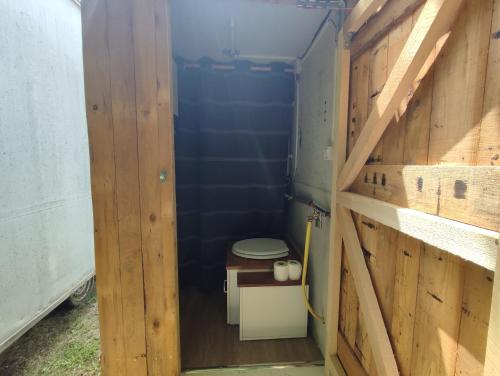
[232,238,289,260]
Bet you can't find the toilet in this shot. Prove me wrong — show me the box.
[226,238,292,325]
[232,238,289,260]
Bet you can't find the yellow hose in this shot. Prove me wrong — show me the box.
[302,219,325,323]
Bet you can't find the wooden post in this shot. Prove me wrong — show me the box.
[324,30,350,376]
[82,0,180,375]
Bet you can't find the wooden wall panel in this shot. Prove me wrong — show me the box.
[477,0,500,166]
[455,265,494,375]
[427,0,493,165]
[339,0,499,374]
[390,234,422,376]
[82,0,180,374]
[347,52,370,156]
[411,246,465,375]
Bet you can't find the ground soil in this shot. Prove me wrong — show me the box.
[0,293,100,376]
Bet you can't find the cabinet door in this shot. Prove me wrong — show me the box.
[226,270,240,325]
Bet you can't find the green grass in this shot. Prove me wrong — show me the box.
[0,292,101,376]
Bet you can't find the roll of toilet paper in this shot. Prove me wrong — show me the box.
[274,261,289,281]
[288,260,302,281]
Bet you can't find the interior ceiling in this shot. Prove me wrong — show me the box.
[171,0,329,64]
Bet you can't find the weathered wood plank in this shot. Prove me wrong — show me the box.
[338,0,464,191]
[347,51,370,157]
[484,243,500,375]
[350,0,425,58]
[81,0,127,373]
[131,0,180,374]
[83,0,180,374]
[411,246,465,375]
[351,165,500,231]
[338,207,399,376]
[339,250,359,347]
[325,32,350,372]
[343,0,387,35]
[455,264,494,375]
[428,0,494,165]
[367,36,388,165]
[106,0,148,373]
[337,191,499,271]
[390,233,422,376]
[153,0,181,373]
[477,0,500,166]
[381,16,413,165]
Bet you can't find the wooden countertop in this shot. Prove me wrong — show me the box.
[226,245,301,271]
[237,271,303,287]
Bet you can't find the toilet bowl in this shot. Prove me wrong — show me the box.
[232,238,289,259]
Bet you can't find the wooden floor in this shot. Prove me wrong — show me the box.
[180,287,323,370]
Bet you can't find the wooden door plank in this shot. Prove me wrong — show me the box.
[455,264,494,375]
[339,250,359,348]
[367,36,388,165]
[347,51,370,157]
[382,16,414,165]
[338,207,399,376]
[477,0,500,166]
[106,0,148,373]
[390,233,422,376]
[325,31,350,373]
[153,0,181,373]
[484,243,500,375]
[428,0,494,165]
[337,0,464,192]
[343,0,387,35]
[350,0,425,58]
[131,0,180,374]
[410,246,465,375]
[81,0,127,374]
[337,191,499,271]
[83,0,180,374]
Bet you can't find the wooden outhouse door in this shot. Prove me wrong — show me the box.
[81,0,180,374]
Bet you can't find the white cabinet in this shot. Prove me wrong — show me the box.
[226,268,269,325]
[237,272,308,341]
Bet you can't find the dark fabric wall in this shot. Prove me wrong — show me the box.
[175,58,294,289]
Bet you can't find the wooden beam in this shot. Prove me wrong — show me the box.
[343,0,387,35]
[337,191,499,271]
[484,242,500,375]
[324,31,350,376]
[82,0,180,374]
[351,165,500,231]
[338,207,399,376]
[337,0,464,192]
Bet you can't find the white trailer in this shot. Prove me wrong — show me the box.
[0,0,95,353]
